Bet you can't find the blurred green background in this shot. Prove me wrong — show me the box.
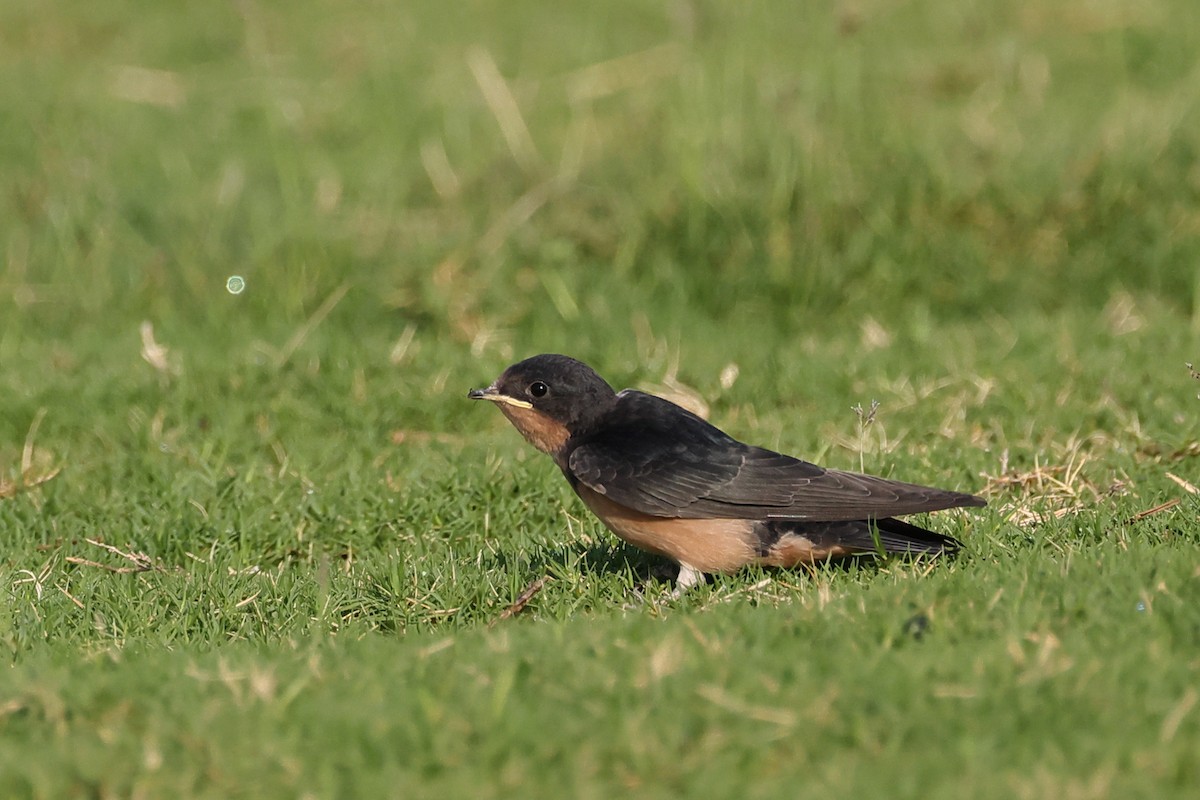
[3,0,1197,455]
[5,0,1198,334]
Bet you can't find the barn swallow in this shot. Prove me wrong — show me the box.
[469,354,985,593]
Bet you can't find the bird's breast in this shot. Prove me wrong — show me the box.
[572,484,758,573]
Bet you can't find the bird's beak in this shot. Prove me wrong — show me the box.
[467,385,533,409]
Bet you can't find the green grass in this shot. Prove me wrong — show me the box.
[2,0,1200,796]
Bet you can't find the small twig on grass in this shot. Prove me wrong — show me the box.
[65,557,145,574]
[65,539,168,574]
[58,584,85,610]
[489,576,551,627]
[1128,498,1182,523]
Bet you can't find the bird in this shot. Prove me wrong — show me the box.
[469,354,985,593]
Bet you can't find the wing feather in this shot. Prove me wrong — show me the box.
[567,391,984,521]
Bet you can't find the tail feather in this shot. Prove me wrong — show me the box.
[869,516,962,555]
[762,517,962,559]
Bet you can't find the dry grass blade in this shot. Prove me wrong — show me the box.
[0,466,63,500]
[478,178,561,255]
[274,282,350,368]
[1165,472,1199,495]
[1160,688,1198,744]
[564,42,684,102]
[702,578,774,610]
[389,322,418,365]
[108,65,186,108]
[22,408,47,476]
[2,409,64,500]
[419,138,460,200]
[981,448,1103,528]
[139,320,174,376]
[467,46,542,175]
[695,684,797,727]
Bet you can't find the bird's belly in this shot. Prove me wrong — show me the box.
[573,485,757,573]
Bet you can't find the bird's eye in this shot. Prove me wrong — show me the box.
[529,381,549,398]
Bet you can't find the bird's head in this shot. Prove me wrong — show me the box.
[468,354,617,453]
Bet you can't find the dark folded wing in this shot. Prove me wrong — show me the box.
[567,391,985,521]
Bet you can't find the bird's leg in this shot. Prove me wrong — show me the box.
[624,562,705,609]
[671,562,705,598]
